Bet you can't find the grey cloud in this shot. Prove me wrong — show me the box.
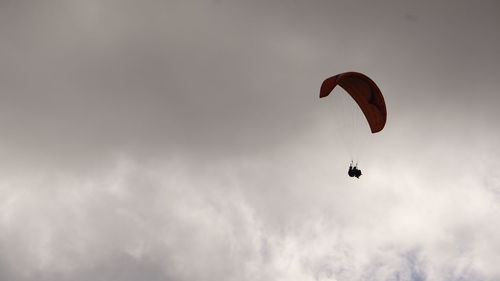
[1,0,500,280]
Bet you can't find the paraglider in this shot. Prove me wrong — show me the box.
[319,72,386,178]
[348,162,362,179]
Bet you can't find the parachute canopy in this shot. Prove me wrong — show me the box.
[320,72,386,133]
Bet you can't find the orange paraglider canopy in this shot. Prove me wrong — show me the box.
[320,72,386,133]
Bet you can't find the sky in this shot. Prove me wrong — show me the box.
[1,0,500,280]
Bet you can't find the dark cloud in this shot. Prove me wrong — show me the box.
[0,0,500,280]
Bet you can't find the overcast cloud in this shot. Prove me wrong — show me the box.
[1,0,500,280]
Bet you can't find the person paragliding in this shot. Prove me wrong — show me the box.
[348,162,362,178]
[319,72,386,179]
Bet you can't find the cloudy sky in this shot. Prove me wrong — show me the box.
[1,0,500,280]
